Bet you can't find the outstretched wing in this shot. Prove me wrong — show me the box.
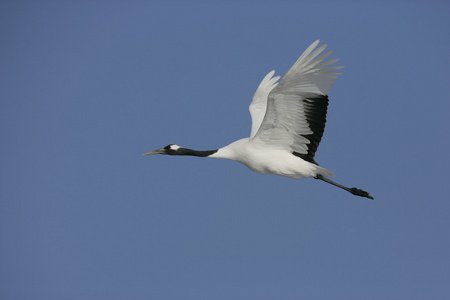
[249,70,280,138]
[252,40,343,164]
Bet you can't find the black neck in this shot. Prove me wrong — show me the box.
[175,148,218,157]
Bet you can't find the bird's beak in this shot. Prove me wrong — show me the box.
[142,148,165,156]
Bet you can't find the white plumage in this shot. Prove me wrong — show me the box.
[144,40,373,199]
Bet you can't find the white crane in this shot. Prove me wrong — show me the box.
[144,40,373,199]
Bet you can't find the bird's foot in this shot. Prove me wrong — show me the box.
[349,188,374,200]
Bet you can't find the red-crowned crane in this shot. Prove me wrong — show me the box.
[144,40,373,199]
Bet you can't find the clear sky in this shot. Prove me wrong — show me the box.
[1,1,449,299]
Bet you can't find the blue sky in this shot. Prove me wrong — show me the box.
[1,1,449,299]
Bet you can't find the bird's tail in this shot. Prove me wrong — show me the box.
[313,165,334,178]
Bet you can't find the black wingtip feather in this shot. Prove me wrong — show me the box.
[293,95,329,164]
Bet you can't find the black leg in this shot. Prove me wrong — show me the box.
[315,174,374,200]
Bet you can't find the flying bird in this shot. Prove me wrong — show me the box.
[144,40,373,199]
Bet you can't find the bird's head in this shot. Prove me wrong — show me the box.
[143,144,181,156]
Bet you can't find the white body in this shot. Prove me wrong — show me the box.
[211,138,333,179]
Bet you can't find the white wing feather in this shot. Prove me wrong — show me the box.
[252,40,343,158]
[249,70,280,138]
